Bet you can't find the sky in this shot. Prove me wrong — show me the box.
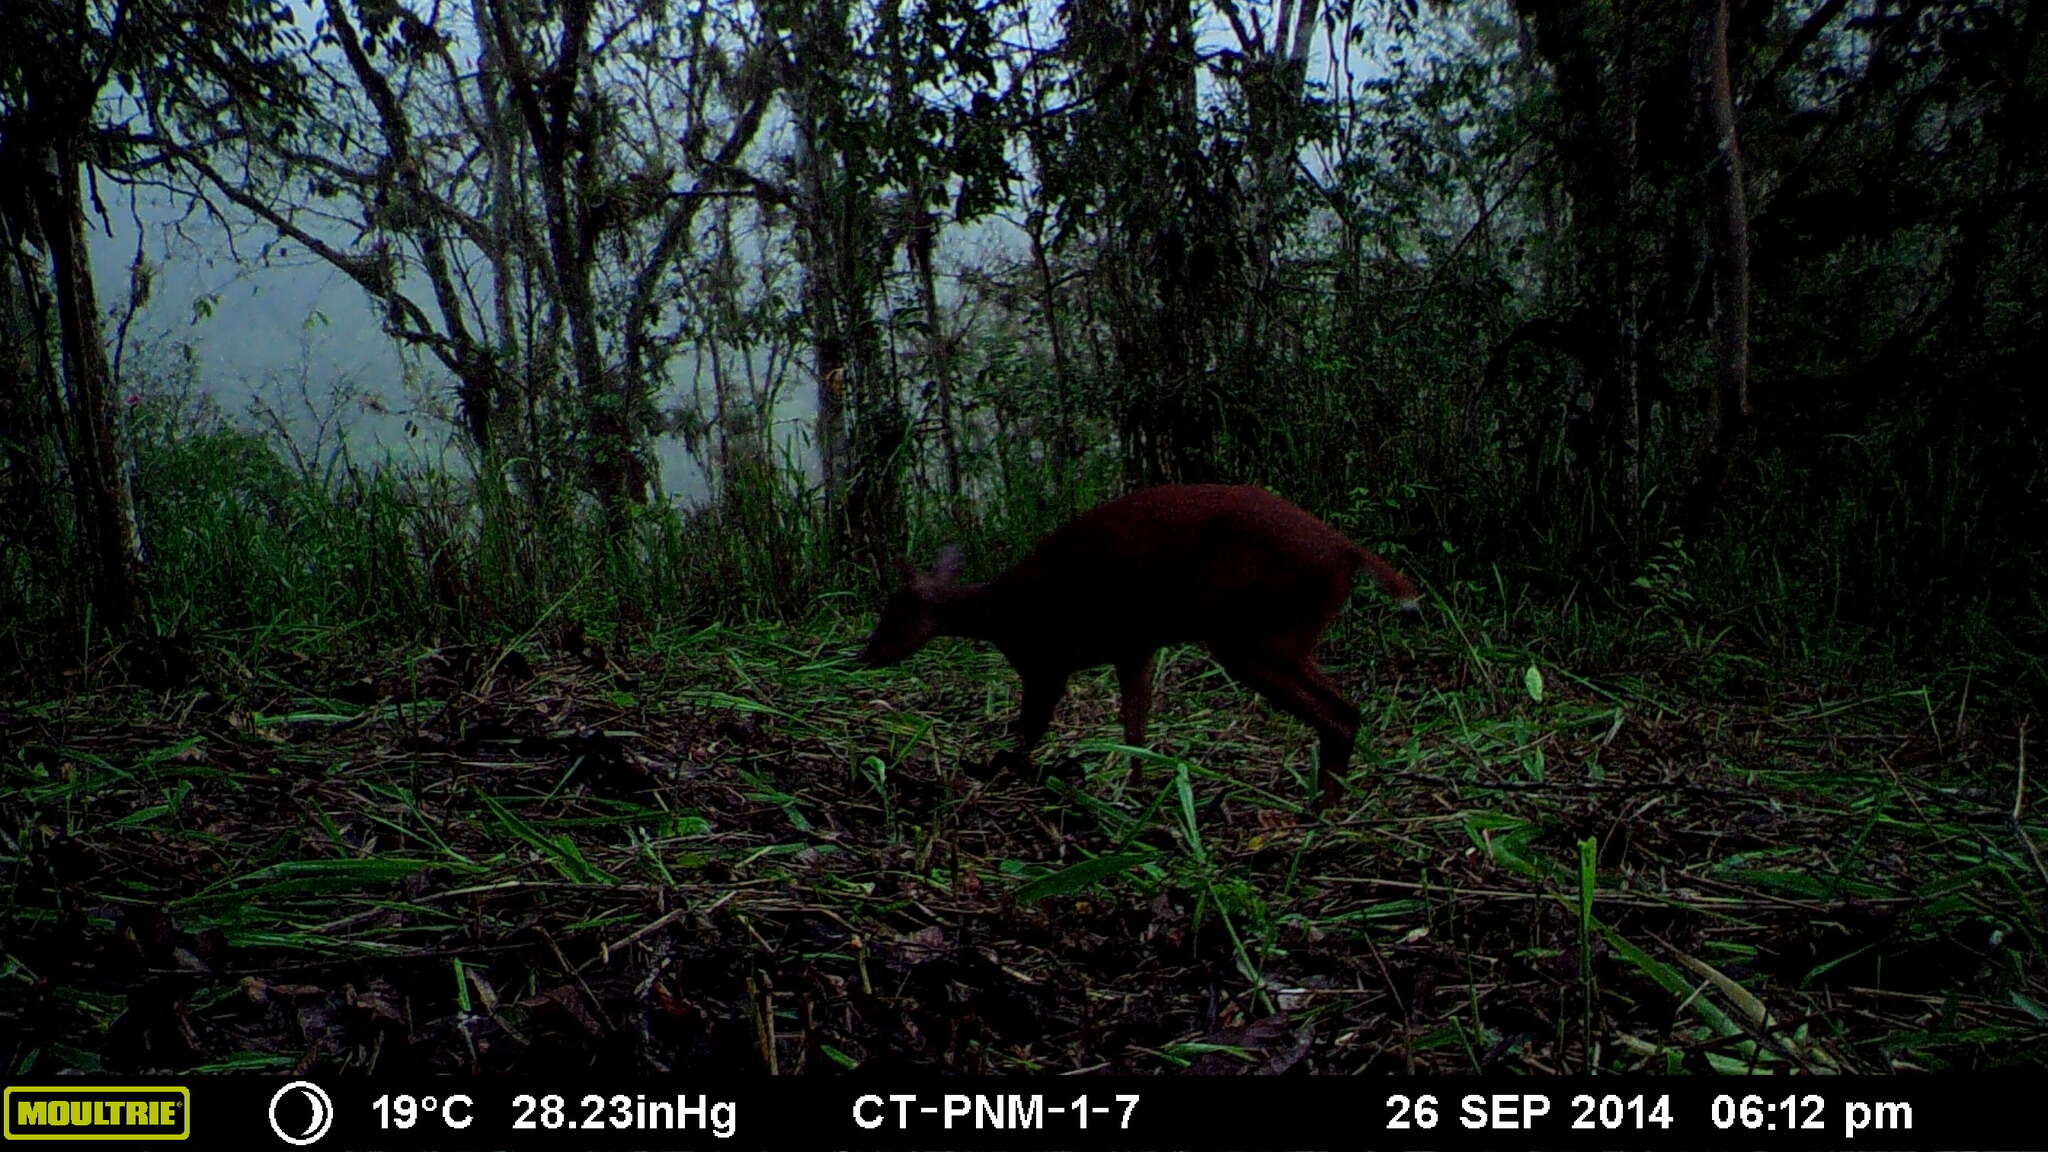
[88,178,739,500]
[79,0,1402,503]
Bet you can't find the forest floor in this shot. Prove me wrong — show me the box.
[4,614,2045,1076]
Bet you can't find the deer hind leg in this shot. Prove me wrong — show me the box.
[1216,635,1358,810]
[1299,664,1362,807]
[1115,651,1157,788]
[1282,620,1365,806]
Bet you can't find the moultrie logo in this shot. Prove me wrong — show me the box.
[3,1086,190,1140]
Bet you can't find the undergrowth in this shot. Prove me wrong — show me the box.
[4,390,2044,1074]
[4,597,2042,1074]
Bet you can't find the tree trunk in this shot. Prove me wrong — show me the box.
[1512,0,1643,560]
[907,208,961,505]
[1684,0,1753,532]
[485,0,642,524]
[1059,0,1220,487]
[1230,0,1318,476]
[791,99,848,541]
[1701,0,1750,434]
[1240,0,1318,302]
[473,0,530,486]
[0,224,67,618]
[32,139,142,637]
[708,199,741,507]
[786,0,894,563]
[1024,207,1076,488]
[787,0,841,534]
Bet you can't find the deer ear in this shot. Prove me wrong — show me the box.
[931,544,965,583]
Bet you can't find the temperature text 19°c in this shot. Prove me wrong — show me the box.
[370,1093,738,1138]
[853,1093,1140,1132]
[1385,1093,1676,1132]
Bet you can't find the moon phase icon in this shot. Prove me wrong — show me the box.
[268,1081,335,1146]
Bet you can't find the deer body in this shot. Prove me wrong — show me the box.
[858,484,1421,806]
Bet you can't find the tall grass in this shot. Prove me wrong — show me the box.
[3,350,2039,719]
[0,388,848,679]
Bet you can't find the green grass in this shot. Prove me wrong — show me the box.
[4,386,2044,1074]
[7,580,2040,1074]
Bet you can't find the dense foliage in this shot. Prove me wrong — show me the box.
[3,0,2042,700]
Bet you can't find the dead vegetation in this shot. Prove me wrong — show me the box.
[3,626,2043,1076]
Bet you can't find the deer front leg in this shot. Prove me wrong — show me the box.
[995,665,1070,777]
[1115,652,1156,789]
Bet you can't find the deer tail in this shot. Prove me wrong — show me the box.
[1354,545,1424,621]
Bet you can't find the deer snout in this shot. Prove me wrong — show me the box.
[856,634,911,667]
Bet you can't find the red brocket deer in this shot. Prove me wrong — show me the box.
[857,484,1422,808]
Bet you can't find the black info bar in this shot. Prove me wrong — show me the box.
[0,1076,2035,1150]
